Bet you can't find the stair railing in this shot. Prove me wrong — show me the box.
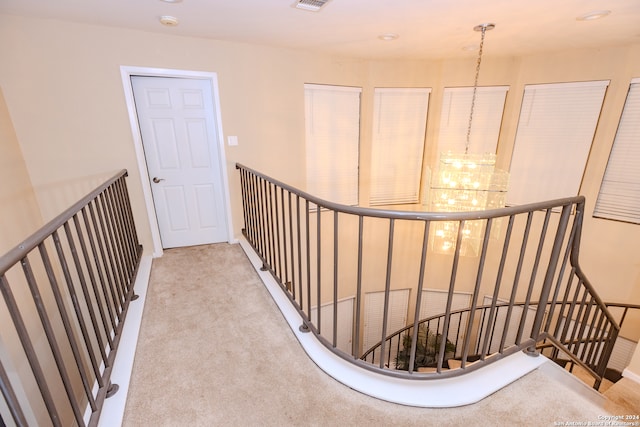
[236,163,620,384]
[362,299,630,389]
[0,170,142,427]
[360,302,539,369]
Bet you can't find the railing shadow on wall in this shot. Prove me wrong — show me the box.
[0,170,142,427]
[236,163,620,390]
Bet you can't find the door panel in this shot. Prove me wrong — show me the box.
[163,186,189,231]
[153,120,180,169]
[186,120,211,168]
[194,184,218,228]
[132,76,228,248]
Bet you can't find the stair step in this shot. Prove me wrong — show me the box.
[603,378,640,414]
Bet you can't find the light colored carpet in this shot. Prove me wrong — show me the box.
[122,243,619,426]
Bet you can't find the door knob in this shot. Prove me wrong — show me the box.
[152,177,165,183]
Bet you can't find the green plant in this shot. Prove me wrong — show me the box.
[394,324,456,371]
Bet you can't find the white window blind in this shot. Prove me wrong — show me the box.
[478,296,537,354]
[608,336,637,372]
[304,84,361,205]
[418,289,471,347]
[507,80,609,206]
[369,88,431,205]
[310,297,355,353]
[363,289,409,354]
[594,79,640,223]
[418,289,471,321]
[438,86,509,154]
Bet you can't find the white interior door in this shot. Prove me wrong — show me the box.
[131,76,228,248]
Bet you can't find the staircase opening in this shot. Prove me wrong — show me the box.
[236,163,624,393]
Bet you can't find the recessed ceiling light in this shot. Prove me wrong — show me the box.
[378,33,399,41]
[577,10,611,21]
[159,15,179,26]
[160,0,183,3]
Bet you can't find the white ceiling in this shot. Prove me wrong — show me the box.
[2,0,640,60]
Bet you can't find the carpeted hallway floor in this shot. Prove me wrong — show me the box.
[121,243,634,426]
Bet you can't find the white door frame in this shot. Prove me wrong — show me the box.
[120,66,235,257]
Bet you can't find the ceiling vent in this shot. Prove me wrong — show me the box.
[294,0,330,12]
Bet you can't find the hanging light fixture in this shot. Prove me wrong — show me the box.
[429,23,509,256]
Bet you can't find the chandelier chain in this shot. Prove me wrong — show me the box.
[465,24,489,154]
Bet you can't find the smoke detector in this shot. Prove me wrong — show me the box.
[294,0,331,12]
[160,15,179,26]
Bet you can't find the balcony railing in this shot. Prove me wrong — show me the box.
[236,163,620,387]
[0,170,141,427]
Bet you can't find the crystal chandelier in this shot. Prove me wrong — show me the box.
[429,23,509,256]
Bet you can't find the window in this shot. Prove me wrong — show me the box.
[437,86,509,155]
[310,297,355,353]
[369,88,431,205]
[363,289,409,359]
[477,296,537,354]
[304,84,361,205]
[418,289,471,352]
[507,80,609,206]
[594,79,640,224]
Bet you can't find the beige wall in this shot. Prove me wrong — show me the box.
[0,86,43,252]
[0,14,372,250]
[627,344,640,380]
[0,86,51,425]
[1,14,639,374]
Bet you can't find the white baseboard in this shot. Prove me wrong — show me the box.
[98,255,152,427]
[238,237,547,408]
[622,368,640,385]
